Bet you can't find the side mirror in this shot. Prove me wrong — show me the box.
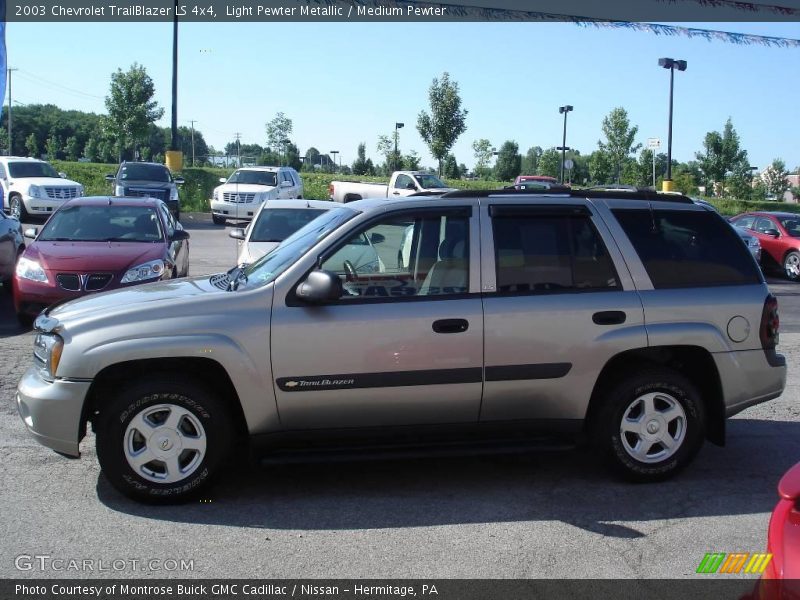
[174,177,185,185]
[58,172,67,179]
[219,177,227,183]
[764,229,780,238]
[228,228,246,241]
[23,227,38,239]
[280,180,292,188]
[105,174,116,182]
[170,229,190,241]
[295,270,343,304]
[369,232,385,245]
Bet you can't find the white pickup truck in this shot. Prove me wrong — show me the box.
[328,171,456,203]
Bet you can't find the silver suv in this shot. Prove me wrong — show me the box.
[16,190,787,502]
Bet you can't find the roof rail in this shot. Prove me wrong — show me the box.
[438,188,694,203]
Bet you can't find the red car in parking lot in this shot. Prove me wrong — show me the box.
[729,212,800,281]
[13,196,190,324]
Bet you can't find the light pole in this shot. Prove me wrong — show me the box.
[658,57,687,192]
[394,122,404,172]
[7,68,17,155]
[330,150,339,174]
[558,105,573,184]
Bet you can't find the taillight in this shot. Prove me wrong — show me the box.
[760,294,780,350]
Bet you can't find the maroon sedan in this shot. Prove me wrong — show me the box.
[730,212,800,281]
[13,196,189,324]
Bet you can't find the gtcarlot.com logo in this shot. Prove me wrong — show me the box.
[14,554,195,573]
[696,552,772,575]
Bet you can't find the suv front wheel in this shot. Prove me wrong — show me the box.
[595,368,705,482]
[96,376,234,503]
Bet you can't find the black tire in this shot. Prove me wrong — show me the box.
[9,194,28,222]
[95,376,234,503]
[212,214,225,226]
[16,312,34,327]
[594,368,705,482]
[783,251,800,281]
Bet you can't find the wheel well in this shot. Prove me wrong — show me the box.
[782,248,800,264]
[585,346,726,446]
[343,194,362,203]
[83,357,249,443]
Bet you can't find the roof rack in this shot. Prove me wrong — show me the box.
[438,188,694,203]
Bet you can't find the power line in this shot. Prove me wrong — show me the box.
[15,69,104,100]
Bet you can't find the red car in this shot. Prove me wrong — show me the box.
[513,175,559,186]
[729,212,800,281]
[13,196,190,324]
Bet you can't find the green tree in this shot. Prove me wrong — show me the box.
[265,112,293,151]
[598,107,641,183]
[493,140,521,181]
[352,142,370,175]
[472,138,493,179]
[762,158,790,199]
[521,146,543,175]
[403,150,421,171]
[45,134,61,160]
[443,154,460,179]
[377,132,402,172]
[25,133,39,158]
[695,118,749,196]
[65,136,80,161]
[537,148,561,179]
[588,150,614,184]
[104,63,164,161]
[83,136,99,162]
[304,147,321,170]
[417,72,468,175]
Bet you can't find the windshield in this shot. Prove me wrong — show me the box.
[38,204,164,242]
[250,207,328,242]
[227,170,278,186]
[237,207,356,289]
[779,217,800,238]
[8,161,60,178]
[118,163,172,182]
[413,173,447,188]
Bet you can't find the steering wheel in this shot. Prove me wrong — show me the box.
[343,260,358,282]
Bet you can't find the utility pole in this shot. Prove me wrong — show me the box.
[7,68,18,155]
[187,120,197,166]
[234,132,241,167]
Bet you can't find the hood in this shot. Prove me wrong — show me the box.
[119,180,175,189]
[239,241,280,264]
[48,274,222,322]
[26,241,164,273]
[426,187,458,193]
[15,176,81,188]
[216,183,277,194]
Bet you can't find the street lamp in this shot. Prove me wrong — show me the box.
[330,150,339,173]
[394,122,404,171]
[658,57,687,192]
[558,105,573,184]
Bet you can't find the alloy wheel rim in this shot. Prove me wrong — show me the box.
[786,254,800,278]
[619,392,686,464]
[123,403,207,484]
[10,198,20,220]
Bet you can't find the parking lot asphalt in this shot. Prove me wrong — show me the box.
[0,215,799,579]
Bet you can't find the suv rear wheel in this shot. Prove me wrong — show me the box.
[9,194,28,221]
[96,376,234,503]
[595,368,705,482]
[212,214,225,226]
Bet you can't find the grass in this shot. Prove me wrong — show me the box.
[50,161,797,216]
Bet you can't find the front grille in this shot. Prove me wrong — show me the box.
[223,192,256,203]
[44,187,80,200]
[127,188,169,202]
[85,273,113,291]
[56,273,113,292]
[209,273,230,290]
[56,274,80,291]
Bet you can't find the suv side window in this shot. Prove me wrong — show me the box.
[394,174,413,190]
[613,209,761,288]
[0,164,7,179]
[320,210,470,300]
[492,210,620,293]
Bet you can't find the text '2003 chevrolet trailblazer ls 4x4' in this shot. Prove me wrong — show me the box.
[17,189,786,502]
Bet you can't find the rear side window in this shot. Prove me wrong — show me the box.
[612,209,761,288]
[492,212,620,293]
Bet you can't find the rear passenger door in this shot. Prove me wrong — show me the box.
[479,202,647,424]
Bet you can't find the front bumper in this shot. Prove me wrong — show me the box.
[22,196,68,216]
[16,366,92,457]
[714,348,787,417]
[210,199,259,221]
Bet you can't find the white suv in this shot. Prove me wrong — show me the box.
[0,157,84,221]
[210,166,303,225]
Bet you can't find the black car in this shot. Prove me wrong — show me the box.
[106,162,184,220]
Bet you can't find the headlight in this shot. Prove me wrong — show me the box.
[115,185,126,196]
[121,259,165,283]
[33,333,64,380]
[16,257,48,283]
[213,189,219,201]
[77,185,84,197]
[28,185,45,199]
[170,187,179,201]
